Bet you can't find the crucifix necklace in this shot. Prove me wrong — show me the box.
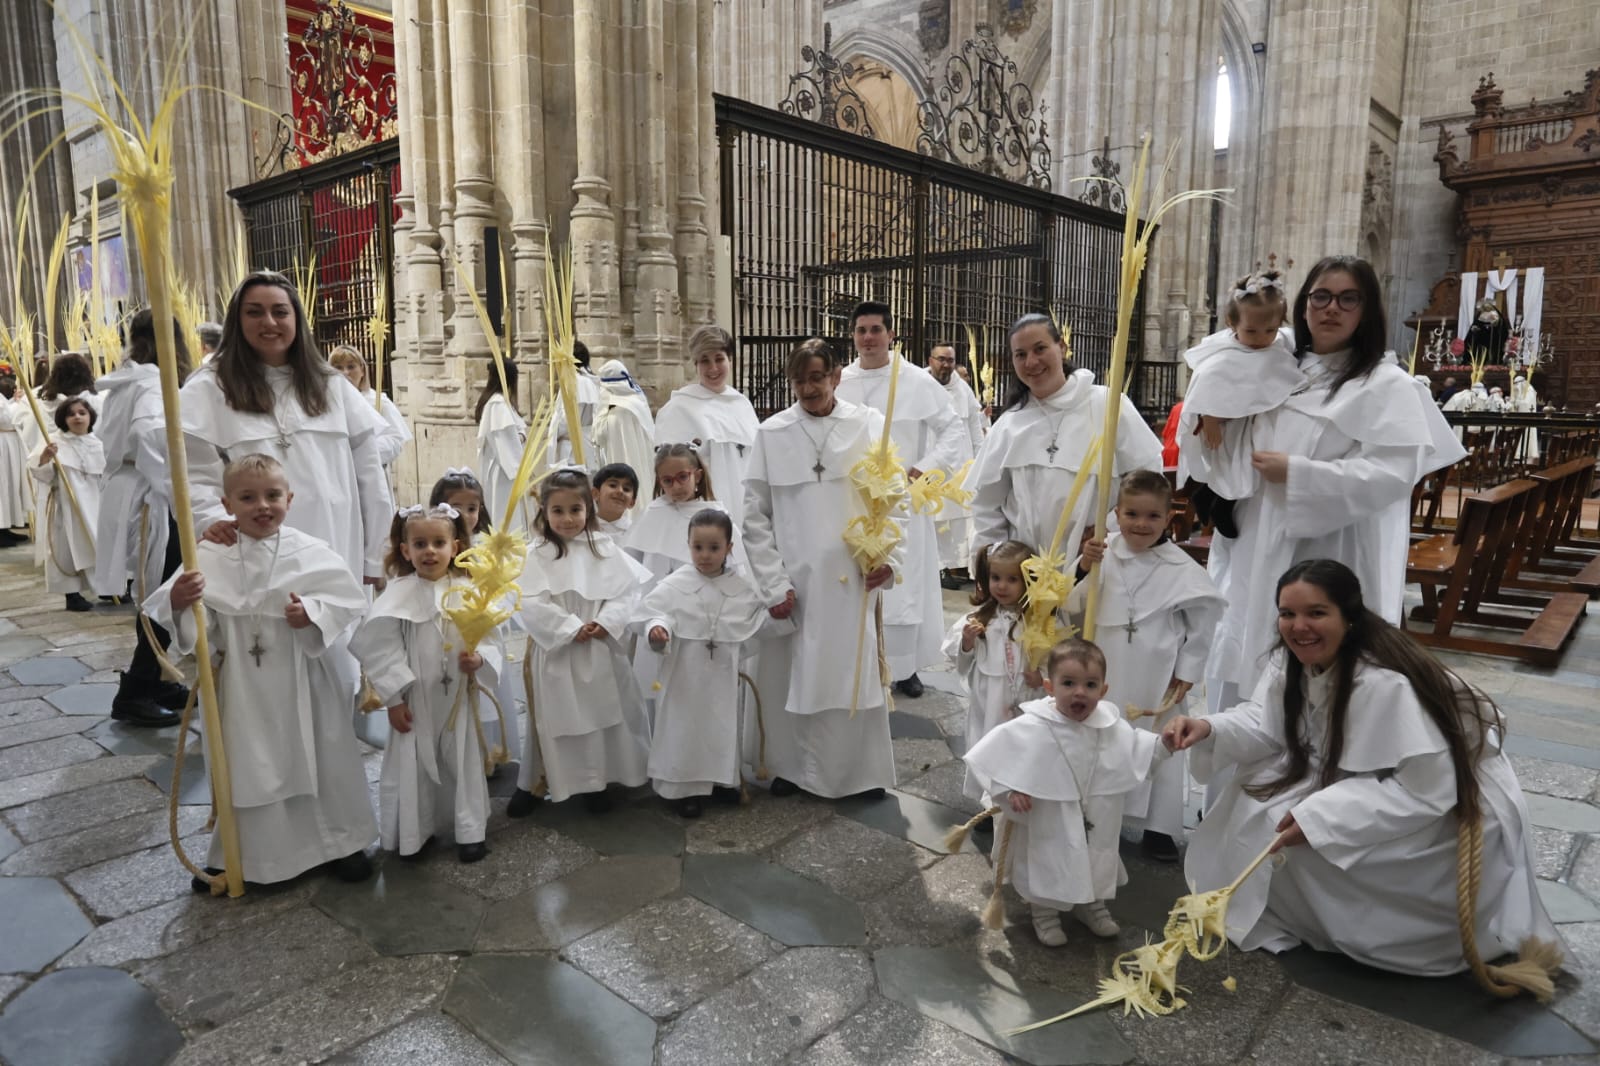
[796,417,843,481]
[695,574,735,659]
[1115,550,1162,645]
[1041,411,1070,464]
[237,530,284,667]
[268,387,295,450]
[1050,722,1102,833]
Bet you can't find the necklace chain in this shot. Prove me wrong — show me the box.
[238,531,284,667]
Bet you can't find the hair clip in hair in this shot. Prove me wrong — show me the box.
[398,503,460,521]
[1232,274,1285,302]
[443,466,476,479]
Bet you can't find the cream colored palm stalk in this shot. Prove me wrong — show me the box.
[289,254,318,334]
[5,17,253,896]
[841,352,906,713]
[367,233,389,411]
[1080,137,1229,641]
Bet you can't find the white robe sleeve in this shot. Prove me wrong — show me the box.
[1114,394,1165,473]
[142,572,209,659]
[1189,695,1281,783]
[521,593,585,650]
[1172,597,1223,684]
[345,401,396,580]
[348,616,415,706]
[471,625,505,693]
[182,432,229,539]
[595,586,641,639]
[915,397,965,476]
[740,475,795,606]
[487,423,524,487]
[967,448,1013,554]
[1290,749,1457,869]
[375,396,412,465]
[1282,444,1420,540]
[293,590,366,659]
[941,616,975,672]
[132,416,172,507]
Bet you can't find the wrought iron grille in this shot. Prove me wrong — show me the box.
[717,95,1155,419]
[916,26,1051,190]
[228,140,400,383]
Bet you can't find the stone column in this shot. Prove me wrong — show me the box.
[444,0,496,371]
[570,0,622,359]
[676,0,713,335]
[632,0,683,393]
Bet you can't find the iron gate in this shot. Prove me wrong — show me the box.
[716,95,1153,417]
[228,140,400,377]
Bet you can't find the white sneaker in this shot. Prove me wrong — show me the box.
[1030,904,1067,947]
[1072,901,1120,938]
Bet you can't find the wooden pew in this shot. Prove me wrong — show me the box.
[1519,458,1600,595]
[1405,479,1588,666]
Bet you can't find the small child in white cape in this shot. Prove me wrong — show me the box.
[1177,269,1301,538]
[350,502,504,864]
[30,397,104,610]
[964,638,1165,947]
[638,509,768,817]
[593,462,639,540]
[148,454,375,889]
[1068,470,1223,863]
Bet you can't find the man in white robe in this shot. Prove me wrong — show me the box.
[837,303,964,698]
[928,342,987,587]
[743,340,904,799]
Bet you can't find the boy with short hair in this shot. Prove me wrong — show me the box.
[963,638,1165,946]
[147,454,376,889]
[593,462,639,539]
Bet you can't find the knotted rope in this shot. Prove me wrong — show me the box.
[1456,815,1563,1001]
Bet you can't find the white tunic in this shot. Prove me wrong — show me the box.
[350,575,503,854]
[517,537,652,802]
[93,362,172,597]
[477,393,531,534]
[1176,328,1303,496]
[0,400,29,529]
[1065,535,1223,838]
[594,367,657,520]
[965,699,1162,908]
[181,365,393,581]
[549,370,601,471]
[969,369,1164,564]
[146,528,376,883]
[636,566,768,799]
[1187,657,1560,975]
[741,399,903,797]
[30,433,104,595]
[362,389,413,467]
[1192,353,1465,695]
[941,606,1039,801]
[18,392,70,567]
[935,373,988,569]
[653,383,761,529]
[838,356,964,677]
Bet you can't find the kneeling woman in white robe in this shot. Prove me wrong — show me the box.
[350,504,505,863]
[508,469,651,814]
[1165,558,1561,979]
[30,398,104,606]
[147,460,375,885]
[636,509,769,816]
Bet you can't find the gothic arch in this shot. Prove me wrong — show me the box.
[828,29,932,106]
[1018,26,1050,95]
[1216,0,1265,303]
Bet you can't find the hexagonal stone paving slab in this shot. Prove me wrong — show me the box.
[890,710,945,740]
[685,852,866,946]
[325,1012,509,1065]
[85,719,196,758]
[145,752,211,806]
[7,657,90,687]
[798,996,1009,1066]
[836,789,980,854]
[0,877,92,974]
[1277,946,1597,1058]
[0,636,50,670]
[315,861,487,956]
[43,682,117,716]
[445,954,655,1066]
[1539,879,1600,924]
[1526,793,1600,834]
[875,945,1135,1066]
[528,797,686,856]
[0,967,183,1066]
[475,854,681,951]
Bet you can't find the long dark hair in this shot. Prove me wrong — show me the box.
[474,357,519,422]
[534,468,599,560]
[1246,559,1493,824]
[1291,256,1388,399]
[383,509,472,578]
[1001,313,1075,415]
[429,469,490,535]
[40,352,97,400]
[214,271,334,417]
[125,309,192,384]
[969,539,1033,634]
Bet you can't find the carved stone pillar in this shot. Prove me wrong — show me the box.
[570,0,622,359]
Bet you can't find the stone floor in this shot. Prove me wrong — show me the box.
[1,540,1599,1065]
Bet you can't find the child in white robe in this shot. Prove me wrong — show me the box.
[147,454,375,887]
[638,509,768,817]
[0,375,30,546]
[964,638,1164,947]
[1177,270,1301,538]
[593,462,638,540]
[507,469,651,817]
[1069,470,1224,862]
[351,503,503,863]
[943,540,1041,803]
[30,398,105,610]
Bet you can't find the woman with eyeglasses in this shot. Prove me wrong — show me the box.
[1198,256,1463,718]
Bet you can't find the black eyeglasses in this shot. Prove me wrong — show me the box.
[1308,289,1363,311]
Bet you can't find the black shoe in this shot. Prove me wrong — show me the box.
[940,570,966,591]
[1211,497,1240,540]
[191,866,223,893]
[676,797,704,819]
[769,777,800,798]
[1141,830,1181,864]
[328,850,374,882]
[506,788,539,818]
[152,680,190,711]
[64,592,93,612]
[1190,482,1217,527]
[110,694,182,729]
[853,787,887,802]
[0,530,25,548]
[457,841,489,864]
[582,791,613,814]
[894,674,925,699]
[710,785,743,806]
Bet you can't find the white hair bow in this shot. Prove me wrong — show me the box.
[1232,274,1285,303]
[398,503,461,520]
[443,466,476,479]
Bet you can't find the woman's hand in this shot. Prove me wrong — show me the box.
[1199,414,1226,450]
[865,565,893,591]
[769,589,797,620]
[1271,812,1307,852]
[1008,791,1033,814]
[387,702,413,734]
[961,618,985,652]
[284,592,311,629]
[202,520,239,546]
[1079,537,1107,566]
[1251,451,1290,484]
[575,621,606,643]
[458,650,483,675]
[648,626,669,651]
[170,571,205,611]
[1161,715,1212,751]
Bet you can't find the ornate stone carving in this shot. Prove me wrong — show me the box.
[918,0,951,56]
[989,0,1037,37]
[1361,142,1394,242]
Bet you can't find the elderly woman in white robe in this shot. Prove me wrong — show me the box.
[1164,559,1560,984]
